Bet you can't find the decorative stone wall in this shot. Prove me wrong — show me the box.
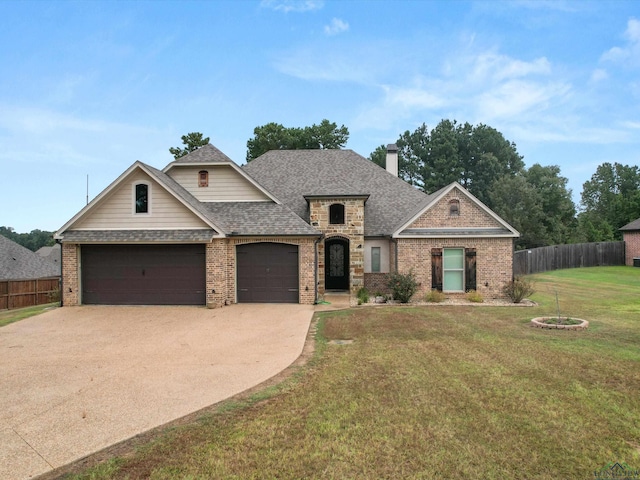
[396,237,514,299]
[61,243,79,306]
[309,197,366,297]
[623,231,640,266]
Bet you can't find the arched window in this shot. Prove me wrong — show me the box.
[198,170,209,187]
[135,183,149,214]
[329,204,345,224]
[449,199,460,216]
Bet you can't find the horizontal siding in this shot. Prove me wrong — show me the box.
[75,171,210,229]
[168,166,270,202]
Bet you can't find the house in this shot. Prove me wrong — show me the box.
[55,144,519,306]
[620,217,640,266]
[0,235,60,281]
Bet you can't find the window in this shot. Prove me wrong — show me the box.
[135,183,148,214]
[443,248,464,292]
[198,170,208,187]
[329,204,345,224]
[371,247,381,273]
[449,199,460,216]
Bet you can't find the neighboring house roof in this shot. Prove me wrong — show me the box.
[0,235,60,280]
[35,243,61,275]
[242,149,430,236]
[620,217,640,231]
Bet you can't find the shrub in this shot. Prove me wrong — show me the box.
[503,276,535,303]
[466,290,484,303]
[425,289,446,303]
[387,271,419,303]
[356,287,370,305]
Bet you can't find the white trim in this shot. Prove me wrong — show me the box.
[392,182,520,239]
[443,247,465,293]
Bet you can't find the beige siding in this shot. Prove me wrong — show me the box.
[74,171,210,230]
[409,187,505,230]
[167,166,271,202]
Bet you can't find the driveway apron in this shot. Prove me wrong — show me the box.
[0,304,313,480]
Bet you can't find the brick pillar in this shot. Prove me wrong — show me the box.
[61,243,79,306]
[206,240,227,308]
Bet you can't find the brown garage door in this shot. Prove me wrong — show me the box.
[237,243,299,303]
[81,244,206,305]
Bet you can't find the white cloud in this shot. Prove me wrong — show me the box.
[260,0,323,13]
[601,17,640,66]
[324,18,349,36]
[590,68,608,83]
[477,80,571,120]
[471,53,551,82]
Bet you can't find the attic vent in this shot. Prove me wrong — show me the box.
[198,170,209,187]
[449,199,460,216]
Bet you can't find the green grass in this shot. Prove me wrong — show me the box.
[67,267,640,479]
[0,303,58,327]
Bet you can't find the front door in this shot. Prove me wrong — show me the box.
[325,238,349,290]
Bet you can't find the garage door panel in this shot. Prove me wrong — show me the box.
[81,244,205,305]
[237,243,299,303]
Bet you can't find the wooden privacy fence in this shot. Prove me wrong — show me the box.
[0,277,61,310]
[513,241,625,276]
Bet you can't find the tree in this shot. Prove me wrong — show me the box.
[389,120,525,207]
[0,226,55,251]
[169,132,210,159]
[246,119,349,161]
[368,145,387,168]
[577,162,640,241]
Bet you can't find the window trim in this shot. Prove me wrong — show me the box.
[329,203,345,225]
[133,182,151,215]
[443,247,464,292]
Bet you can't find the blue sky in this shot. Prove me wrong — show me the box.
[1,0,639,233]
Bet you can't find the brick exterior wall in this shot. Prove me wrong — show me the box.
[61,243,80,306]
[309,198,365,297]
[624,231,640,266]
[396,237,514,300]
[364,273,391,295]
[409,188,502,229]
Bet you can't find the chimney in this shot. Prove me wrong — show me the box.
[386,143,398,177]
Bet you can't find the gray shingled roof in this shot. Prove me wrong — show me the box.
[204,202,320,236]
[620,217,640,231]
[242,149,430,236]
[0,235,60,280]
[399,228,514,236]
[60,230,217,243]
[169,144,234,164]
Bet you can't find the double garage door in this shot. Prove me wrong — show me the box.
[81,243,299,305]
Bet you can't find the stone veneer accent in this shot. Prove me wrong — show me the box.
[61,243,80,306]
[309,197,366,297]
[396,237,514,299]
[409,188,503,229]
[623,231,640,266]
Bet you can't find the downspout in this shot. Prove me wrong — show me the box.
[56,238,63,307]
[391,236,399,272]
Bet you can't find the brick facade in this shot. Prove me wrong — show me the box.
[623,231,640,266]
[61,243,80,306]
[396,237,513,299]
[309,197,366,297]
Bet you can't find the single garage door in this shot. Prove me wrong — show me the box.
[81,244,206,305]
[237,243,299,303]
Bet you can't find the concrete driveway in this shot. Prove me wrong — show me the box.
[0,304,313,480]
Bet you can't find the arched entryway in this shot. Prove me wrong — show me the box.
[325,237,349,290]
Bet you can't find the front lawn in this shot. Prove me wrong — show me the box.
[69,267,640,479]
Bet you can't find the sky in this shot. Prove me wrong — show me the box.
[1,0,639,233]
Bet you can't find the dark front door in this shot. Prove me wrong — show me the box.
[81,244,206,305]
[325,238,349,290]
[237,243,299,303]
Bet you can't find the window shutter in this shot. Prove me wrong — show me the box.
[465,248,477,291]
[431,248,443,291]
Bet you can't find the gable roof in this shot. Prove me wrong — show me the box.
[393,182,520,238]
[0,235,59,280]
[242,149,429,236]
[55,161,226,240]
[620,217,640,231]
